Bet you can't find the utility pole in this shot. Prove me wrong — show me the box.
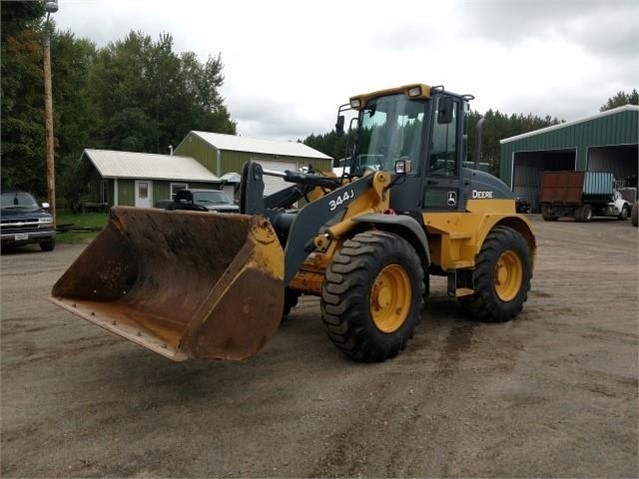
[44,0,58,224]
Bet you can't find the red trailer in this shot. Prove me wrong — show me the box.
[539,171,632,222]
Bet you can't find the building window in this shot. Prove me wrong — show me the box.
[170,183,188,199]
[138,182,149,199]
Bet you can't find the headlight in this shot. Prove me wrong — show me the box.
[39,217,53,224]
[394,159,412,175]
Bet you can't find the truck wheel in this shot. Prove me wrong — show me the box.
[618,204,630,220]
[581,204,592,222]
[632,203,638,227]
[541,205,558,221]
[459,226,531,323]
[321,231,424,362]
[40,238,55,252]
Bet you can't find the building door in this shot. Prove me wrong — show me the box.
[135,180,153,208]
[512,149,576,212]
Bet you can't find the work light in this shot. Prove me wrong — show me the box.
[407,86,422,98]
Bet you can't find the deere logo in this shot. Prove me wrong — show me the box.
[472,190,494,199]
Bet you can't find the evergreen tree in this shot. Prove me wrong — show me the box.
[600,90,639,111]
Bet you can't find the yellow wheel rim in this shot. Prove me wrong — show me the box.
[494,250,523,302]
[370,264,412,333]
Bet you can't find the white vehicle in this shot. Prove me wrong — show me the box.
[540,171,632,222]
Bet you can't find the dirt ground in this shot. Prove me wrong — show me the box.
[1,215,637,478]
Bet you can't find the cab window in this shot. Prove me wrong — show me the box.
[429,97,458,176]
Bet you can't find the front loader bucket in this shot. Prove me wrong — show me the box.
[49,207,285,361]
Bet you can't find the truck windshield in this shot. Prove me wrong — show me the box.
[1,192,39,209]
[192,191,233,205]
[352,94,426,176]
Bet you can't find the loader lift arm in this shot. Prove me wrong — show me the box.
[240,161,376,285]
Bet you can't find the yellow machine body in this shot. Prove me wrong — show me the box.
[290,196,536,297]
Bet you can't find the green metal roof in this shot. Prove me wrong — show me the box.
[178,131,332,160]
[500,105,639,185]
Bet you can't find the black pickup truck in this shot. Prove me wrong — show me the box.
[165,189,239,213]
[1,191,55,251]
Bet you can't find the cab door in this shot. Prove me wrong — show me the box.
[422,95,464,211]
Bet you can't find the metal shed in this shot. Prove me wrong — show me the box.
[174,131,334,195]
[500,105,638,211]
[81,149,222,208]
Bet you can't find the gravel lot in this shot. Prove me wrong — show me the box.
[1,215,637,478]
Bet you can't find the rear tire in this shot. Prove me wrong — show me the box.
[581,204,592,222]
[632,203,638,227]
[40,238,55,252]
[541,205,558,221]
[321,231,424,362]
[459,226,531,323]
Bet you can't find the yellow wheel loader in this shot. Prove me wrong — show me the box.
[50,83,536,362]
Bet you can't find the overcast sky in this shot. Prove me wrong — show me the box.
[54,0,638,142]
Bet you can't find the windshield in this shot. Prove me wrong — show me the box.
[352,94,426,175]
[1,192,39,209]
[192,191,233,205]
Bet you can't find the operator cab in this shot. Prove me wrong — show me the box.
[339,83,512,214]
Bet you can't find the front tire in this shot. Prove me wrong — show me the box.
[459,226,532,323]
[321,231,424,362]
[40,238,55,252]
[618,204,630,220]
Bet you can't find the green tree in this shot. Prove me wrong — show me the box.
[303,130,349,166]
[89,31,236,154]
[50,32,98,207]
[465,109,560,175]
[2,23,236,206]
[1,11,98,204]
[1,1,44,43]
[1,4,47,195]
[600,90,639,111]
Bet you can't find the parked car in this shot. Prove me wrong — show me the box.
[1,191,55,251]
[165,189,239,213]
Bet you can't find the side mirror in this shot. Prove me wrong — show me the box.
[437,97,454,124]
[335,115,345,136]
